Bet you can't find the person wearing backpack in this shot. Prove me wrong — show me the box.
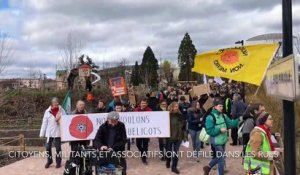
[203,97,240,175]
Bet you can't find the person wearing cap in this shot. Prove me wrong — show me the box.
[93,111,127,175]
[243,111,280,175]
[203,97,240,175]
[39,97,66,169]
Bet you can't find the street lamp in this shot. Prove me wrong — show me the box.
[234,40,244,46]
[234,40,245,102]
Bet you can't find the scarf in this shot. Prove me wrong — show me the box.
[257,124,275,151]
[51,107,59,118]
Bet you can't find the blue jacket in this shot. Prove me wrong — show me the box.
[187,108,205,131]
[231,100,247,119]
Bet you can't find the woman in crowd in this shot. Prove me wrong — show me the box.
[166,102,187,174]
[243,111,280,175]
[187,101,205,162]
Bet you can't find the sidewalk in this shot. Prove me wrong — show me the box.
[0,139,245,175]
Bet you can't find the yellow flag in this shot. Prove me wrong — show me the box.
[192,43,279,86]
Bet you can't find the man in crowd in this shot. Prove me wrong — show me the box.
[40,97,66,169]
[147,90,159,111]
[134,98,152,165]
[94,111,127,175]
[203,97,240,175]
[179,95,190,121]
[157,99,168,161]
[230,93,247,145]
[107,96,122,112]
[94,99,107,113]
[219,89,232,117]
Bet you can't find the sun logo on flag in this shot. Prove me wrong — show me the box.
[214,47,249,75]
[220,50,240,65]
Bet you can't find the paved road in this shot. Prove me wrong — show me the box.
[0,138,245,175]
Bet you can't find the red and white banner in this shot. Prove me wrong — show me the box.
[60,111,170,141]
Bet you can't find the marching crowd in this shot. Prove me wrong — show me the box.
[39,81,282,175]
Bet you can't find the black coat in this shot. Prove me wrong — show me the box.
[93,121,127,152]
[148,97,159,111]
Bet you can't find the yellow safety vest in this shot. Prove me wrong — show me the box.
[244,129,272,175]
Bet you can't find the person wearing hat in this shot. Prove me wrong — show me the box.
[203,97,240,175]
[243,111,280,175]
[93,111,127,175]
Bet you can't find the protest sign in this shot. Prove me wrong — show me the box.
[60,111,170,141]
[109,77,127,96]
[203,97,213,111]
[192,84,211,96]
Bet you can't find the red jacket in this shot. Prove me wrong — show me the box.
[134,106,152,112]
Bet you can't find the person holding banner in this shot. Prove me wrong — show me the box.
[166,102,187,174]
[69,101,90,159]
[93,111,127,175]
[134,98,152,165]
[39,97,66,169]
[157,99,168,161]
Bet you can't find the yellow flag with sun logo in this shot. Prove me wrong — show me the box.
[192,43,279,86]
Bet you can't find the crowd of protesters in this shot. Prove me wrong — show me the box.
[39,80,282,175]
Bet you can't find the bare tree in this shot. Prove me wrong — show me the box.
[294,27,300,54]
[59,32,83,71]
[0,31,13,75]
[26,62,42,88]
[27,63,40,79]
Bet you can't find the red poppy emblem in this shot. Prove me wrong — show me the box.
[69,115,93,139]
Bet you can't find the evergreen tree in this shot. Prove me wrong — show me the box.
[140,46,159,88]
[177,33,199,82]
[130,61,141,86]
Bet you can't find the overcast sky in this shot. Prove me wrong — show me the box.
[0,0,300,78]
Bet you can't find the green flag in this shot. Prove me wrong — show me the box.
[62,90,72,114]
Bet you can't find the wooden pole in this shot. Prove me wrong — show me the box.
[19,134,25,151]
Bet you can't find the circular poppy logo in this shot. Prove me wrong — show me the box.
[69,115,93,139]
[220,50,239,65]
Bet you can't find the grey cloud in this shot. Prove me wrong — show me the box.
[2,0,300,79]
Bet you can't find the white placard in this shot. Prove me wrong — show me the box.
[265,54,300,101]
[60,111,170,141]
